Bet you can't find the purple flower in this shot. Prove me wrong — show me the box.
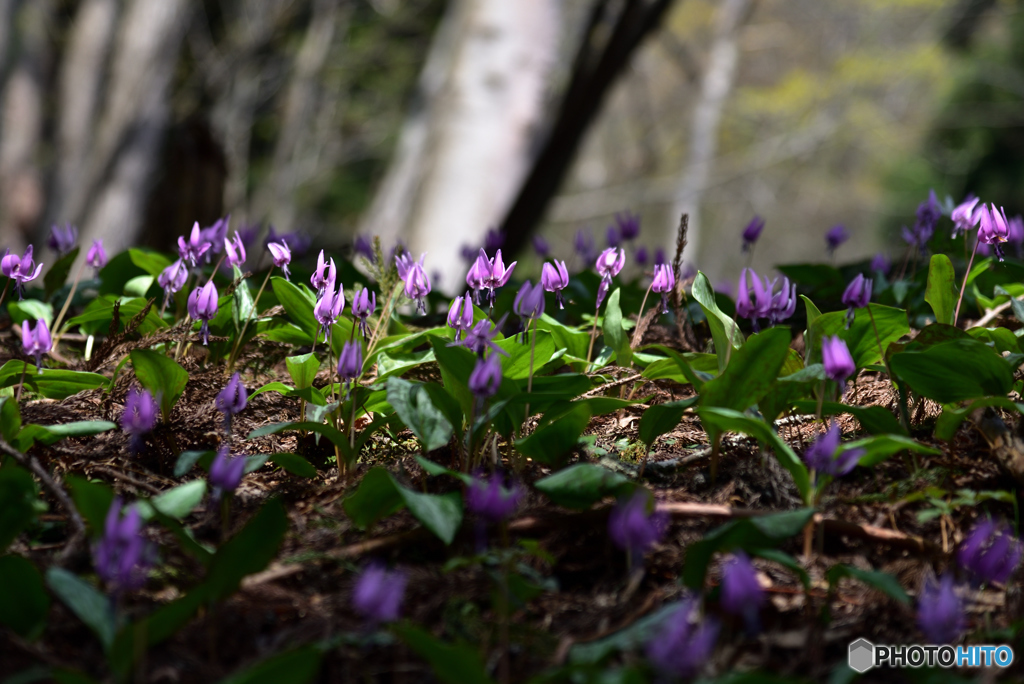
[224,232,246,268]
[199,216,230,260]
[513,280,545,324]
[158,259,188,308]
[468,353,503,401]
[770,276,797,326]
[236,224,261,250]
[122,388,158,452]
[871,252,890,274]
[574,228,596,262]
[21,319,51,370]
[951,196,982,238]
[209,445,246,500]
[396,252,431,315]
[353,234,375,262]
[267,241,291,280]
[841,274,872,328]
[311,250,337,298]
[595,247,626,309]
[454,317,508,358]
[720,551,765,633]
[735,268,772,328]
[314,282,345,344]
[541,260,569,309]
[465,249,516,309]
[903,190,940,254]
[466,472,524,522]
[178,222,211,267]
[901,222,933,256]
[92,498,154,594]
[957,519,1022,585]
[635,246,649,266]
[215,372,247,431]
[979,204,1011,261]
[608,491,667,557]
[85,239,107,275]
[1,245,44,299]
[741,215,765,252]
[802,422,863,477]
[532,235,550,257]
[352,563,407,625]
[822,335,855,385]
[917,574,965,644]
[337,340,363,385]
[646,599,719,679]
[606,225,622,248]
[651,264,675,314]
[654,248,667,267]
[187,281,219,345]
[616,211,641,241]
[351,288,376,339]
[484,228,504,254]
[47,224,78,256]
[826,224,849,255]
[264,226,311,258]
[447,295,475,341]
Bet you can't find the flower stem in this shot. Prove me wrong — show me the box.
[524,318,537,426]
[629,283,654,348]
[585,308,599,369]
[228,265,274,371]
[51,260,87,345]
[866,304,910,431]
[953,238,979,328]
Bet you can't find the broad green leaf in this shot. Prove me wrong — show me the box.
[43,247,80,299]
[130,349,188,421]
[395,624,494,684]
[0,555,50,640]
[267,452,317,478]
[495,331,556,379]
[343,467,404,529]
[0,465,38,551]
[231,265,257,329]
[13,420,117,451]
[396,488,463,545]
[638,397,699,448]
[173,450,215,478]
[826,564,909,604]
[967,326,1020,353]
[151,481,207,519]
[46,568,116,651]
[376,348,435,380]
[692,272,743,372]
[217,645,323,684]
[516,402,591,466]
[601,288,632,368]
[700,327,791,415]
[536,313,590,361]
[247,421,347,451]
[890,339,1013,403]
[0,396,21,442]
[259,321,313,346]
[286,354,320,389]
[925,254,956,325]
[844,434,941,468]
[682,509,815,590]
[271,277,318,339]
[387,377,453,452]
[0,360,107,400]
[934,396,1024,441]
[65,475,114,536]
[128,248,172,276]
[9,299,53,328]
[806,303,909,369]
[534,464,632,510]
[792,400,906,436]
[204,499,288,601]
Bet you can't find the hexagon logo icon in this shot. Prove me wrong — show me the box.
[848,638,875,673]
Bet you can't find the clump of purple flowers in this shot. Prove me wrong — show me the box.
[646,598,719,679]
[178,222,211,267]
[608,490,668,559]
[352,563,407,627]
[122,387,158,453]
[901,190,940,255]
[92,498,155,595]
[466,248,516,309]
[957,519,1022,585]
[351,288,376,339]
[917,574,965,644]
[735,268,796,331]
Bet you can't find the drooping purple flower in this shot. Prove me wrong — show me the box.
[541,260,569,309]
[871,252,890,274]
[574,227,596,263]
[901,221,933,256]
[651,264,675,314]
[979,203,1011,261]
[951,195,982,238]
[236,223,261,250]
[513,280,545,324]
[466,472,524,522]
[338,340,363,385]
[769,276,797,326]
[825,224,849,255]
[483,228,504,254]
[122,388,158,452]
[158,259,189,308]
[532,234,550,257]
[465,250,491,304]
[957,519,1022,585]
[917,574,965,644]
[85,239,107,275]
[635,246,649,266]
[267,241,291,280]
[595,247,626,309]
[841,273,872,328]
[735,268,772,329]
[468,353,503,401]
[47,224,78,256]
[453,318,508,358]
[822,335,855,385]
[606,225,622,248]
[351,288,376,339]
[720,551,765,633]
[904,190,941,254]
[608,491,667,557]
[311,250,337,298]
[1,245,44,299]
[264,226,311,258]
[178,222,211,267]
[353,234,375,262]
[224,232,246,268]
[741,215,765,252]
[92,498,154,594]
[352,563,407,626]
[616,211,641,241]
[314,282,345,344]
[209,444,247,500]
[21,319,51,370]
[646,599,719,679]
[199,216,230,260]
[215,372,247,431]
[396,252,431,315]
[802,422,864,477]
[654,248,667,267]
[187,281,219,345]
[466,249,516,309]
[447,294,475,341]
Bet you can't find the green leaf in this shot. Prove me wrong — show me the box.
[692,273,743,372]
[395,624,495,684]
[286,354,320,389]
[935,396,1024,441]
[496,331,557,380]
[247,421,348,451]
[65,475,114,536]
[13,420,117,451]
[792,400,906,436]
[128,248,172,276]
[204,499,288,602]
[0,465,38,551]
[845,434,942,468]
[826,564,909,604]
[568,601,683,665]
[534,464,632,510]
[267,452,317,478]
[422,383,466,437]
[231,265,257,331]
[130,349,188,421]
[516,402,591,466]
[396,489,463,545]
[924,254,956,325]
[43,247,81,299]
[967,326,1020,353]
[806,304,909,369]
[890,339,1013,403]
[536,313,590,361]
[217,646,322,684]
[0,555,50,640]
[9,299,54,328]
[0,361,108,400]
[601,288,632,368]
[45,567,116,651]
[700,327,791,416]
[173,450,215,478]
[343,468,404,529]
[387,377,453,452]
[638,397,699,448]
[682,509,815,590]
[109,589,209,677]
[271,277,318,339]
[151,481,207,519]
[376,348,436,380]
